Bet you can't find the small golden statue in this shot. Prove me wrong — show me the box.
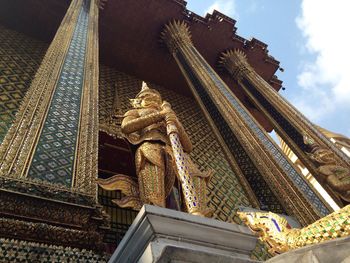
[303,134,350,202]
[98,82,212,217]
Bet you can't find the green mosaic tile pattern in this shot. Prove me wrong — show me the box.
[0,238,108,262]
[0,26,47,144]
[28,0,90,186]
[98,67,252,223]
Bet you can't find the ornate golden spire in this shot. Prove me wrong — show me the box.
[219,49,251,80]
[160,20,192,54]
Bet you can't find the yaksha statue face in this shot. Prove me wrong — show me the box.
[131,82,162,109]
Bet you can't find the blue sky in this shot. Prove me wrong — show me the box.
[186,0,350,137]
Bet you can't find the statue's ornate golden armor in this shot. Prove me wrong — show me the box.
[122,106,175,208]
[98,82,212,216]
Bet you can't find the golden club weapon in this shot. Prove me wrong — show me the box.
[162,101,209,216]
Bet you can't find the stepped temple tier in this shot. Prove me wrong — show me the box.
[0,0,349,262]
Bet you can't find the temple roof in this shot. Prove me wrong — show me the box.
[0,0,283,131]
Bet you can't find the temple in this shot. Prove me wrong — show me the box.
[0,0,349,262]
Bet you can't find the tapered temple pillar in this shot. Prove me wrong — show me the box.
[220,50,350,206]
[161,21,331,226]
[0,0,107,250]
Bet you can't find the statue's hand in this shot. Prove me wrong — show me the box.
[160,101,171,114]
[161,109,178,136]
[163,110,179,125]
[160,101,178,123]
[160,107,172,117]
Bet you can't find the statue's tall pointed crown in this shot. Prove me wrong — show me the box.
[136,81,161,98]
[141,81,148,92]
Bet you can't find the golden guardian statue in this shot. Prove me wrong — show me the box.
[98,82,212,217]
[303,134,350,202]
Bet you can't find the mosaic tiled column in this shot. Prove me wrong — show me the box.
[0,0,107,250]
[161,21,331,226]
[220,50,350,206]
[0,0,98,195]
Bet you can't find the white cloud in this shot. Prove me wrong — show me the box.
[204,0,238,18]
[295,0,350,124]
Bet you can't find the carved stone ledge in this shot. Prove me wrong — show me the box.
[0,176,95,206]
[0,179,110,251]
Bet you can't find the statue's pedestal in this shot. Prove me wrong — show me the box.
[266,236,350,263]
[109,205,259,263]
